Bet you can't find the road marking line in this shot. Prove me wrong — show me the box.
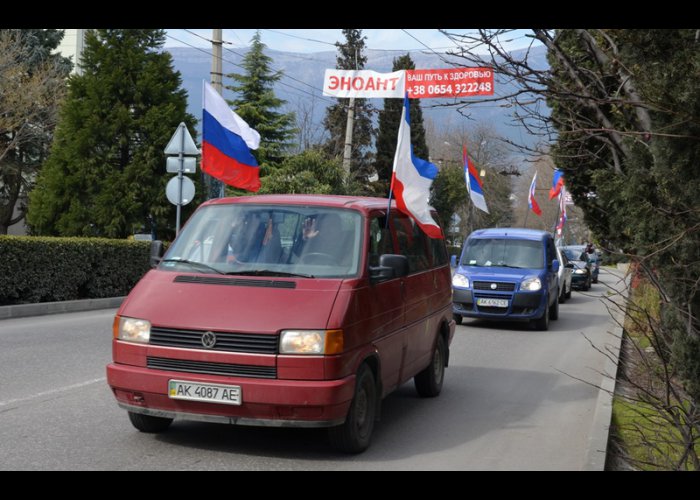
[0,377,106,408]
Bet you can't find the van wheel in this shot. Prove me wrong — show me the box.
[533,300,549,331]
[549,291,559,320]
[328,364,377,454]
[128,411,173,433]
[415,334,446,398]
[453,313,463,325]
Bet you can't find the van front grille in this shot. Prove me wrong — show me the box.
[150,327,278,354]
[473,281,516,292]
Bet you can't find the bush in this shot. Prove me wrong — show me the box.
[0,236,151,305]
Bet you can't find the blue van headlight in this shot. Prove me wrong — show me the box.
[452,274,470,289]
[520,277,542,291]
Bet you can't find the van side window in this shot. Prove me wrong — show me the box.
[392,212,430,273]
[547,239,557,267]
[369,216,393,267]
[430,229,448,267]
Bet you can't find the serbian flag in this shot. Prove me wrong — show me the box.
[463,145,489,213]
[528,170,542,216]
[549,169,564,200]
[390,94,443,239]
[202,80,261,192]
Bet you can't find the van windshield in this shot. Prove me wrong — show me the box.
[161,204,363,278]
[462,238,544,269]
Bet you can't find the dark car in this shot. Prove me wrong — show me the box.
[561,246,592,291]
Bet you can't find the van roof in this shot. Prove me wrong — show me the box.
[202,194,397,214]
[469,227,552,242]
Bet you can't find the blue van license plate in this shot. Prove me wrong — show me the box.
[476,298,509,308]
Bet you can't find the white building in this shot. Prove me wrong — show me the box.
[56,29,86,74]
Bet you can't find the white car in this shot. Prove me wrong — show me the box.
[556,245,573,303]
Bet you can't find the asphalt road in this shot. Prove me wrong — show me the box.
[0,268,627,470]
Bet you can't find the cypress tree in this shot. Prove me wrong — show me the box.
[323,29,375,190]
[27,29,196,240]
[226,31,295,166]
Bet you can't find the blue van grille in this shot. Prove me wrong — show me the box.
[473,281,516,292]
[150,327,278,354]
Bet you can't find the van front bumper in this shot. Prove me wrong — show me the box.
[453,288,545,320]
[107,363,354,428]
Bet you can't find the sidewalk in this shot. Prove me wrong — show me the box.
[0,296,125,320]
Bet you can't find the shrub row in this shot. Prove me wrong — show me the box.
[0,236,152,305]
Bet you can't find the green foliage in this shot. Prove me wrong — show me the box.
[259,149,345,195]
[0,29,72,234]
[323,29,375,189]
[430,163,468,234]
[226,31,296,165]
[0,235,150,304]
[374,54,429,194]
[26,29,197,241]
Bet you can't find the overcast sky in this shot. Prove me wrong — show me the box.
[164,29,536,55]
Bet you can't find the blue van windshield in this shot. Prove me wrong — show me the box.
[462,238,544,269]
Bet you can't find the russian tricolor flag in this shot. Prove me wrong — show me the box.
[463,144,489,213]
[390,94,443,239]
[529,170,542,216]
[202,81,261,192]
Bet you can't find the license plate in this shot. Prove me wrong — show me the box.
[168,380,241,406]
[476,297,509,308]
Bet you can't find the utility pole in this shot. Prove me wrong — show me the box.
[208,29,224,199]
[342,97,355,175]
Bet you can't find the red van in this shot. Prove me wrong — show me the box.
[107,195,455,453]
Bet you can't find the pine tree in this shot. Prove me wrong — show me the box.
[226,31,295,166]
[323,29,375,191]
[374,53,429,196]
[27,29,196,239]
[0,29,72,234]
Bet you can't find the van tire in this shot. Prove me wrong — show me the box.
[328,364,377,454]
[128,411,173,433]
[453,313,463,325]
[415,334,446,398]
[533,300,549,331]
[549,291,559,320]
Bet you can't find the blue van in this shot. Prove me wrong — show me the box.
[452,228,560,330]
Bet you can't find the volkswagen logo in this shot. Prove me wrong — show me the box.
[201,331,217,349]
[490,283,498,290]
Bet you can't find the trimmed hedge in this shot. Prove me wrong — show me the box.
[0,236,152,305]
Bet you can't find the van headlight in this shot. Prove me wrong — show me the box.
[520,277,542,291]
[279,330,343,355]
[114,316,151,344]
[574,269,587,275]
[452,274,470,288]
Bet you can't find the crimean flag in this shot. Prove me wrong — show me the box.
[202,80,261,192]
[549,169,564,200]
[463,145,489,213]
[390,94,443,239]
[528,170,542,216]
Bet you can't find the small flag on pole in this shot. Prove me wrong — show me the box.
[390,94,443,239]
[201,80,261,192]
[556,185,567,236]
[463,145,489,213]
[528,170,542,216]
[549,169,564,200]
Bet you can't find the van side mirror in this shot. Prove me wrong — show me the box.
[370,254,409,283]
[150,240,164,268]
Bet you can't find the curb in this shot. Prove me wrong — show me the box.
[0,296,125,321]
[583,263,631,470]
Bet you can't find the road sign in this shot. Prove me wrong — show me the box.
[166,176,195,206]
[164,122,199,156]
[166,157,197,174]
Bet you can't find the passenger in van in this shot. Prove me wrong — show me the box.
[293,213,344,264]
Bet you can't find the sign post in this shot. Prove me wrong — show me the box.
[164,122,200,235]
